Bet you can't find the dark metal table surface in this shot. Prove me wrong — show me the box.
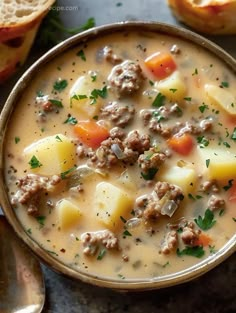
[0,1,235,312]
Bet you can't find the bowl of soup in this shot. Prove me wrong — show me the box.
[0,21,235,291]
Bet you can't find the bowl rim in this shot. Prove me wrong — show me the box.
[0,20,235,291]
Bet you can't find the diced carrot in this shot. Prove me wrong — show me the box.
[229,181,236,202]
[74,120,109,149]
[144,52,177,80]
[167,133,194,156]
[194,233,212,247]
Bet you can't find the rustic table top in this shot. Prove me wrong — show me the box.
[0,1,235,312]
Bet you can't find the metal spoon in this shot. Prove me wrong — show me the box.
[0,214,45,313]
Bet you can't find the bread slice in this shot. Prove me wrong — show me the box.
[168,0,236,35]
[0,0,55,83]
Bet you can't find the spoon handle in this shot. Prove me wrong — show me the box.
[0,215,45,313]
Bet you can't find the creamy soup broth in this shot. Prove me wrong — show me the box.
[4,30,236,280]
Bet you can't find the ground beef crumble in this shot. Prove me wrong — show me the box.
[101,101,135,127]
[180,222,201,246]
[136,181,184,221]
[161,230,178,254]
[108,60,145,97]
[207,194,225,211]
[12,174,61,215]
[81,230,119,256]
[103,46,123,64]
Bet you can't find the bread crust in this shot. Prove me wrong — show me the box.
[168,0,236,34]
[0,0,55,42]
[0,0,55,83]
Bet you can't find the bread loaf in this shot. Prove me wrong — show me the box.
[168,0,236,35]
[0,0,55,83]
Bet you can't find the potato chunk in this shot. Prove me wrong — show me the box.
[94,182,133,230]
[70,75,104,118]
[24,134,76,175]
[56,199,82,229]
[198,146,236,180]
[155,71,186,101]
[160,165,197,193]
[205,84,236,115]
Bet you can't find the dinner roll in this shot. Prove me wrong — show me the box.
[168,0,236,34]
[0,0,55,83]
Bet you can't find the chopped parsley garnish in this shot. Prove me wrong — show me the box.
[141,168,158,180]
[27,228,32,234]
[231,127,236,141]
[118,273,125,279]
[120,216,127,223]
[220,81,229,88]
[49,99,63,107]
[55,135,62,142]
[209,245,217,254]
[29,155,42,169]
[74,94,87,100]
[232,217,236,222]
[97,249,106,260]
[123,230,132,237]
[169,88,177,93]
[199,103,208,113]
[197,136,209,148]
[177,246,205,258]
[223,141,231,148]
[152,92,165,107]
[223,179,234,191]
[188,193,203,201]
[60,166,77,179]
[175,106,183,116]
[188,193,195,200]
[91,74,97,82]
[206,159,210,168]
[194,208,216,230]
[149,80,154,86]
[77,49,86,61]
[53,79,68,92]
[46,250,58,256]
[64,116,78,125]
[36,215,46,227]
[219,209,225,216]
[184,97,192,101]
[15,137,20,144]
[36,90,44,97]
[162,261,170,268]
[70,94,87,106]
[192,68,198,76]
[152,111,165,122]
[90,86,107,104]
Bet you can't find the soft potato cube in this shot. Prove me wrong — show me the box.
[94,182,133,229]
[160,165,197,193]
[70,75,104,118]
[24,134,76,175]
[198,146,236,180]
[155,71,186,101]
[205,84,236,115]
[56,199,82,229]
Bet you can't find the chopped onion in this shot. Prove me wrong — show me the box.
[126,217,141,229]
[67,165,105,188]
[161,200,178,217]
[111,143,125,159]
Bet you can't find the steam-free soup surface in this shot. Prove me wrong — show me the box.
[4,30,236,280]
